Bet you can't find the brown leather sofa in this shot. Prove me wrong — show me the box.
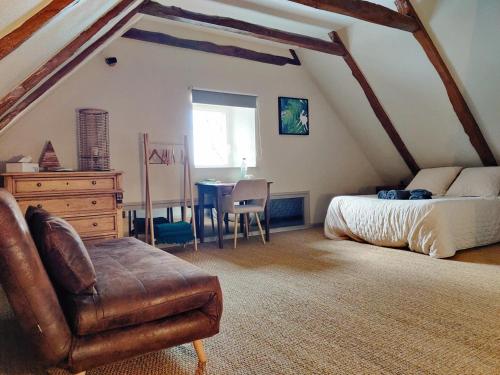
[0,189,222,374]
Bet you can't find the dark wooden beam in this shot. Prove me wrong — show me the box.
[290,0,419,32]
[0,4,141,132]
[139,2,345,56]
[395,0,496,166]
[0,0,77,60]
[330,31,419,174]
[0,0,140,120]
[122,28,301,66]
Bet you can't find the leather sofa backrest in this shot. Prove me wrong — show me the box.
[0,189,72,365]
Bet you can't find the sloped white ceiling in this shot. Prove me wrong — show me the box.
[0,0,396,99]
[299,48,412,182]
[301,0,499,180]
[0,0,127,97]
[415,0,500,162]
[0,0,51,38]
[157,0,398,38]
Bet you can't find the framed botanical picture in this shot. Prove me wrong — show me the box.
[278,97,309,135]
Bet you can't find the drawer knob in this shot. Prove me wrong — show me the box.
[92,180,97,185]
[36,204,42,209]
[36,182,42,187]
[93,222,98,227]
[92,200,97,205]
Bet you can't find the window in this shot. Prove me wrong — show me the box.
[192,90,257,168]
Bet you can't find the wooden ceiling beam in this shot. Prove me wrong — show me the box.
[0,0,141,120]
[0,0,77,60]
[122,28,301,66]
[395,0,497,166]
[139,2,345,56]
[289,0,419,32]
[0,4,141,133]
[330,31,419,174]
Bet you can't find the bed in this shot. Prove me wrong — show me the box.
[324,195,500,258]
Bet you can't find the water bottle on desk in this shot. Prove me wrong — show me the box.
[240,158,248,179]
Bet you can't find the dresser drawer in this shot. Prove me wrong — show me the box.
[17,195,116,215]
[67,214,117,236]
[14,177,116,194]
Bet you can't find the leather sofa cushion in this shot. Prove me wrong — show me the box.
[62,237,222,336]
[26,206,96,294]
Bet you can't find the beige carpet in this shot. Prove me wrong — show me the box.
[1,228,499,375]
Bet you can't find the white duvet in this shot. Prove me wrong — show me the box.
[324,195,500,258]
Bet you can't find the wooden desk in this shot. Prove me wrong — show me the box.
[196,181,271,248]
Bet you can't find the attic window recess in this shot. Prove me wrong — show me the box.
[191,89,258,169]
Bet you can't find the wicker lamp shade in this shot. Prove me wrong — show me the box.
[77,108,110,171]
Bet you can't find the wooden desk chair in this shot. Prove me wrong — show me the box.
[221,179,267,248]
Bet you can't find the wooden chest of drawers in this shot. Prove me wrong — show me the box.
[1,171,124,243]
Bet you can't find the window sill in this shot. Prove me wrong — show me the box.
[194,166,258,169]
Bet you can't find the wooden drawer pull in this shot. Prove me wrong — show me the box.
[92,200,97,205]
[36,182,42,187]
[92,222,98,227]
[91,180,97,185]
[36,204,43,209]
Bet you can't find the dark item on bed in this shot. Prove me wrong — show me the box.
[378,189,432,200]
[409,189,432,200]
[377,190,411,200]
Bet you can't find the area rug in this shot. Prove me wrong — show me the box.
[0,228,499,375]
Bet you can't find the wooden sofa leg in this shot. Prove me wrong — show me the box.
[193,340,207,363]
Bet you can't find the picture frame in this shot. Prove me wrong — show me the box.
[278,96,309,135]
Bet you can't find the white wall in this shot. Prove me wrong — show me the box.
[0,20,382,223]
[301,0,500,183]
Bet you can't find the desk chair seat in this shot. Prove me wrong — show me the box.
[229,203,264,214]
[221,179,267,248]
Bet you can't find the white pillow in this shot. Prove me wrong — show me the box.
[406,166,463,196]
[446,167,500,197]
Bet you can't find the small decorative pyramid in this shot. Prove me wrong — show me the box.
[39,141,61,171]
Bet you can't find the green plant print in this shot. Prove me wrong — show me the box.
[279,97,309,135]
